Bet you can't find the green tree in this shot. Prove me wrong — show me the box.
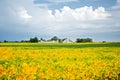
[76,38,82,43]
[50,36,59,41]
[76,38,92,43]
[29,37,39,43]
[4,40,8,43]
[58,39,62,43]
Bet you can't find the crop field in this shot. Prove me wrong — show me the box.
[0,43,120,80]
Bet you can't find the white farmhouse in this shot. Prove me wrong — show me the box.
[63,38,73,43]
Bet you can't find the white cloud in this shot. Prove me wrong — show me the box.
[0,0,112,32]
[49,6,110,22]
[18,7,32,21]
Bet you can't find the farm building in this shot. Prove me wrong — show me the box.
[63,38,73,43]
[39,40,59,43]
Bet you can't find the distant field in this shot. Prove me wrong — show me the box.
[0,42,120,48]
[0,43,120,79]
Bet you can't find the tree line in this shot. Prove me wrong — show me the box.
[28,36,93,43]
[76,38,92,43]
[2,36,93,43]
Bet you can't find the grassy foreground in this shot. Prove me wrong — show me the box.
[0,43,120,80]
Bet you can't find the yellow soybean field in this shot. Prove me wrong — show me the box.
[0,43,120,80]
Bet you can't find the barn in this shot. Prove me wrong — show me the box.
[63,38,73,43]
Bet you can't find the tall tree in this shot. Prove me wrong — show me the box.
[50,36,59,41]
[76,38,92,43]
[29,37,39,43]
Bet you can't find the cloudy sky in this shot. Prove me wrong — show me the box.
[0,0,120,41]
